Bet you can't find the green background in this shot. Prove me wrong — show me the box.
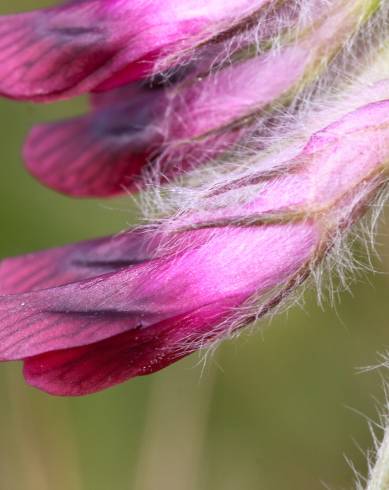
[0,1,389,489]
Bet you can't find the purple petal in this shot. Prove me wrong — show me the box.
[23,298,239,396]
[23,91,165,197]
[0,229,160,295]
[0,223,317,361]
[0,0,261,101]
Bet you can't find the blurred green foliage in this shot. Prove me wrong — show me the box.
[1,2,389,489]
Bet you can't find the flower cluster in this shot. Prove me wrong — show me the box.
[0,0,389,396]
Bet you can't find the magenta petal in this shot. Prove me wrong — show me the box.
[0,0,259,101]
[0,229,159,295]
[0,223,316,361]
[23,331,177,396]
[22,298,238,396]
[0,279,154,361]
[0,3,121,101]
[0,1,169,100]
[23,92,164,197]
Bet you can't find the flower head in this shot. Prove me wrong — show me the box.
[0,0,388,395]
[2,90,389,394]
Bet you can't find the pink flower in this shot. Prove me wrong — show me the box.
[20,0,371,197]
[1,98,389,395]
[0,0,386,396]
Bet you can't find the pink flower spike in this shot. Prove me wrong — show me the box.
[0,0,264,101]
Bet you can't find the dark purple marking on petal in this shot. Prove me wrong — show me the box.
[0,0,213,101]
[23,296,242,395]
[23,91,165,197]
[0,2,123,100]
[0,229,160,294]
